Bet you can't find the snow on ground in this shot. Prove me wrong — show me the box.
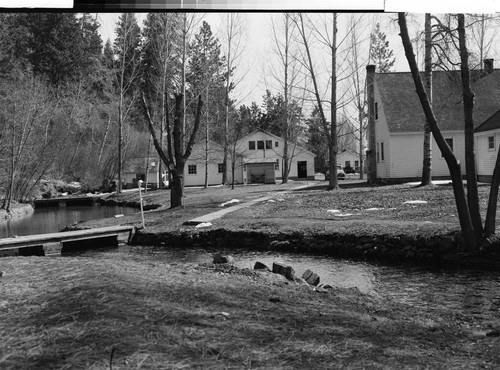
[404,200,428,204]
[195,222,213,228]
[406,180,453,186]
[220,199,240,207]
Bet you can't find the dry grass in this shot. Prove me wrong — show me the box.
[1,252,499,369]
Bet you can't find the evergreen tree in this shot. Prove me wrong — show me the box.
[370,23,395,73]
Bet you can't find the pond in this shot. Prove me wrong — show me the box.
[0,205,137,238]
[82,245,500,329]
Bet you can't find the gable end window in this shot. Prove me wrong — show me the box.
[249,141,255,150]
[266,140,272,149]
[375,102,379,120]
[218,163,224,173]
[257,140,264,150]
[275,141,279,147]
[188,164,197,175]
[488,135,495,150]
[380,142,385,161]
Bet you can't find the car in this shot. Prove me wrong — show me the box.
[344,166,356,174]
[325,166,346,181]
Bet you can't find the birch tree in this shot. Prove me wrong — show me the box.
[398,12,500,251]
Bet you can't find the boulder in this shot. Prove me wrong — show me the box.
[254,261,270,271]
[213,254,233,264]
[302,269,320,286]
[272,262,295,281]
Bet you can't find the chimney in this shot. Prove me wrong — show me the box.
[366,65,377,183]
[484,59,494,74]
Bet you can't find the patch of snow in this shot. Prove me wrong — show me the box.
[404,200,428,204]
[277,198,285,202]
[220,199,240,207]
[195,222,213,228]
[327,209,340,213]
[406,180,454,186]
[61,192,68,196]
[114,214,124,218]
[365,208,383,211]
[332,213,360,217]
[267,199,276,203]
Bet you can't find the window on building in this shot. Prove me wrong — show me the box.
[489,135,495,150]
[249,141,255,150]
[380,142,385,161]
[375,102,379,120]
[266,140,272,149]
[275,159,280,170]
[218,163,224,173]
[345,161,351,167]
[257,140,264,149]
[354,160,359,167]
[188,164,197,175]
[275,141,279,147]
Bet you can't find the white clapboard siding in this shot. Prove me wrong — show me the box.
[476,130,500,177]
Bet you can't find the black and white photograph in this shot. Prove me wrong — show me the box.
[2,1,500,368]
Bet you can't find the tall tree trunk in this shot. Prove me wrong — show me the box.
[97,116,110,166]
[484,150,500,236]
[328,13,339,190]
[458,14,483,240]
[204,87,209,189]
[398,12,477,250]
[144,134,152,193]
[421,13,433,186]
[282,14,290,184]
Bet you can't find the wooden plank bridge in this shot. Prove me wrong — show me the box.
[33,196,99,208]
[0,225,135,257]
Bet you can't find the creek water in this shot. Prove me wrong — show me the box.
[0,205,137,239]
[87,245,500,327]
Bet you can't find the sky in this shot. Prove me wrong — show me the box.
[95,4,500,112]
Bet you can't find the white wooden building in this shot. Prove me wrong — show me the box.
[366,61,500,182]
[183,129,315,186]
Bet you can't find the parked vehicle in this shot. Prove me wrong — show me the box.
[325,166,345,180]
[344,166,356,174]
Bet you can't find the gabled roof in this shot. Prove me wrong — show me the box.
[475,109,500,133]
[376,69,500,133]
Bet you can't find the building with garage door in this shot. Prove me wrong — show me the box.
[183,129,315,186]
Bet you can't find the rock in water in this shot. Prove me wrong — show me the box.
[272,262,295,280]
[213,254,233,264]
[254,261,270,271]
[302,269,320,286]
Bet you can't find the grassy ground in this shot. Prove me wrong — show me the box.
[2,251,500,369]
[85,180,497,238]
[3,180,500,368]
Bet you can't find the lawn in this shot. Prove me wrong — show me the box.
[87,180,498,239]
[1,250,499,369]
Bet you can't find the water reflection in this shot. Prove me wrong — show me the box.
[99,245,500,320]
[0,205,137,238]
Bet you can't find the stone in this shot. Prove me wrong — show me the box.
[302,269,320,286]
[213,254,233,264]
[272,262,295,280]
[254,261,270,271]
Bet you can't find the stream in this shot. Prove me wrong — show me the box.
[0,205,137,239]
[82,245,500,327]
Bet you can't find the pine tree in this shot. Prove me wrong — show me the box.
[370,23,395,73]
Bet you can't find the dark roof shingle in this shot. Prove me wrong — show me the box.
[376,69,500,133]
